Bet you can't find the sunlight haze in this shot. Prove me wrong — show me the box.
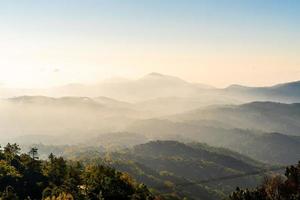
[1,0,299,88]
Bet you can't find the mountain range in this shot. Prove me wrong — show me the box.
[1,73,300,104]
[224,80,300,102]
[1,73,300,167]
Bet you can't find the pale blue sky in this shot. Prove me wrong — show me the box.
[0,0,300,88]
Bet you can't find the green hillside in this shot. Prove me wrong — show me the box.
[106,141,266,200]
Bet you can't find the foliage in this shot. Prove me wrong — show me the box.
[0,143,155,200]
[229,161,300,200]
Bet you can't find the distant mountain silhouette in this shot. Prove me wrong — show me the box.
[225,80,300,102]
[1,73,299,103]
[127,118,300,165]
[170,101,300,136]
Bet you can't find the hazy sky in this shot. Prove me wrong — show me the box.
[1,0,300,88]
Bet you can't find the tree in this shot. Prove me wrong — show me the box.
[4,144,20,156]
[28,147,39,160]
[3,143,20,163]
[62,162,83,199]
[81,164,154,200]
[43,154,67,186]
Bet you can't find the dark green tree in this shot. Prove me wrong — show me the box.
[28,147,39,160]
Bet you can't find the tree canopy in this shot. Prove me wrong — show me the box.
[0,143,155,200]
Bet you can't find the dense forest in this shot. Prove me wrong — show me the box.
[0,142,299,200]
[0,143,154,200]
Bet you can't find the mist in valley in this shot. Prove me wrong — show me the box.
[1,73,299,166]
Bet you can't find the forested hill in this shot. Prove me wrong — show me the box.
[127,119,300,165]
[106,141,266,200]
[0,143,154,200]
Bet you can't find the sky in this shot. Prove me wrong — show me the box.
[0,0,300,88]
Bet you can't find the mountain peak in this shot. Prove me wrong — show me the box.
[226,84,252,90]
[144,72,180,79]
[142,72,187,83]
[147,72,166,77]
